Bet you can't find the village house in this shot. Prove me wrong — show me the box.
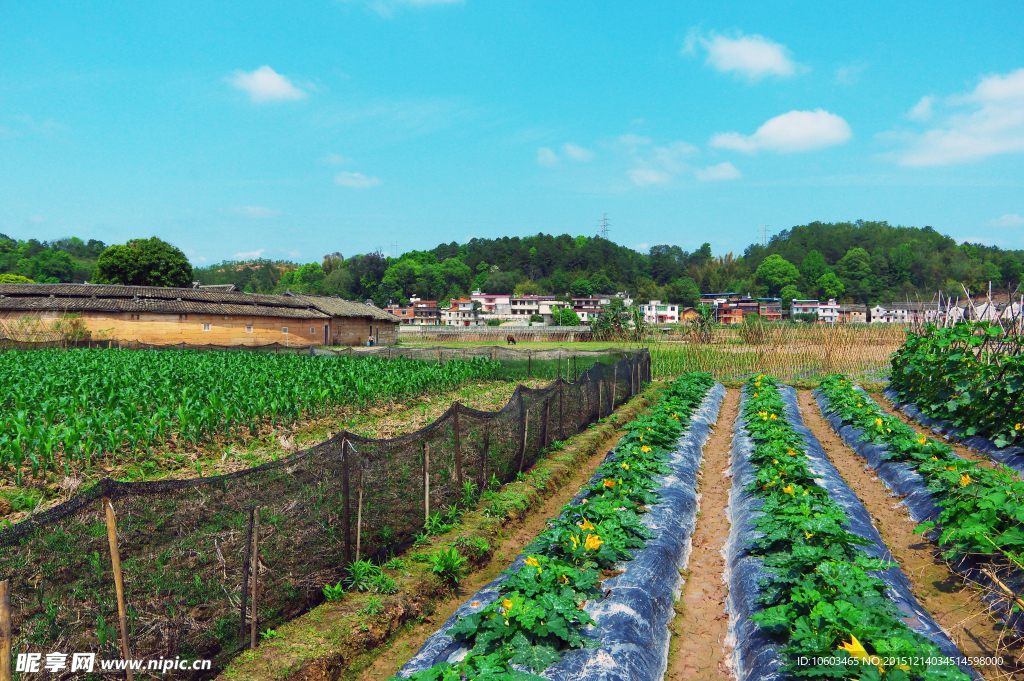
[0,283,401,347]
[838,304,868,324]
[442,298,481,326]
[637,300,680,324]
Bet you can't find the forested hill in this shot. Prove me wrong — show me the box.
[4,221,1022,307]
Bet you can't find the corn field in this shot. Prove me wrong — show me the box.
[0,349,499,481]
[648,323,908,383]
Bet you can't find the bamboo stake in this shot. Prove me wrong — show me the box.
[519,410,529,473]
[980,568,1024,612]
[250,507,260,650]
[1,580,10,681]
[103,496,133,681]
[454,403,463,487]
[355,466,364,562]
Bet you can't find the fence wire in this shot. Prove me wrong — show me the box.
[0,349,650,678]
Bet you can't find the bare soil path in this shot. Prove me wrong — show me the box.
[799,390,1024,680]
[665,388,737,680]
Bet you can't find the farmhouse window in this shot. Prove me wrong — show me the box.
[203,323,211,331]
[310,327,315,334]
[283,327,289,334]
[246,325,253,333]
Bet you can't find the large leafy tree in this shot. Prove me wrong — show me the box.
[93,237,193,287]
[755,254,800,295]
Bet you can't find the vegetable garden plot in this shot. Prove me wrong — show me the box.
[816,375,1024,638]
[0,351,649,679]
[881,387,1024,474]
[725,375,973,681]
[394,372,720,681]
[889,320,1024,450]
[0,348,501,478]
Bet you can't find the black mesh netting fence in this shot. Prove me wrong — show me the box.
[0,350,650,678]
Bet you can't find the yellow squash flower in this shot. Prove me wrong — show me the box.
[770,414,778,420]
[621,462,630,470]
[804,531,813,539]
[837,635,882,673]
[578,519,595,531]
[916,433,927,445]
[603,479,617,488]
[640,445,651,453]
[501,598,513,610]
[559,574,569,584]
[960,473,971,487]
[787,449,797,456]
[524,556,541,570]
[584,534,604,551]
[782,484,795,495]
[570,534,580,550]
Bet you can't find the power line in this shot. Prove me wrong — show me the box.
[598,214,610,240]
[758,224,771,247]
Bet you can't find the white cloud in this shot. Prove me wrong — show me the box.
[711,109,852,153]
[635,243,650,252]
[562,143,596,162]
[234,249,265,259]
[684,29,797,81]
[907,96,935,122]
[321,154,353,166]
[334,171,382,188]
[627,168,672,186]
[893,68,1024,166]
[618,133,652,149]
[991,213,1024,227]
[228,66,307,103]
[695,161,741,181]
[28,215,45,224]
[362,0,463,18]
[224,205,282,218]
[536,147,558,167]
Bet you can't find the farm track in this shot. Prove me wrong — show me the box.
[799,390,1024,680]
[665,388,736,680]
[349,426,632,681]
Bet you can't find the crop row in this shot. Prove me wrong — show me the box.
[0,349,499,480]
[890,321,1024,447]
[740,375,970,679]
[818,374,1024,575]
[395,372,714,680]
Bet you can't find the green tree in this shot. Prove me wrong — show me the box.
[0,274,33,284]
[1000,254,1022,289]
[552,308,581,326]
[93,237,193,287]
[549,270,569,294]
[755,254,800,295]
[664,277,700,307]
[295,262,326,286]
[800,250,827,288]
[816,271,846,299]
[779,284,802,309]
[837,247,872,281]
[570,278,593,298]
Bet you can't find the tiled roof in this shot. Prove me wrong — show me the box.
[0,283,330,319]
[283,293,401,323]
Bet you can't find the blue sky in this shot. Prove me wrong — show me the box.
[1,1,1023,266]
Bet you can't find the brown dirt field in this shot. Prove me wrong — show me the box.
[349,428,630,681]
[665,388,737,680]
[799,390,1024,680]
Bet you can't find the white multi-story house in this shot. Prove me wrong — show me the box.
[869,305,892,323]
[638,300,680,324]
[470,290,512,314]
[818,299,840,323]
[510,296,562,324]
[442,298,481,326]
[791,300,820,318]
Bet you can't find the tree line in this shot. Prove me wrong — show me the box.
[3,221,1022,309]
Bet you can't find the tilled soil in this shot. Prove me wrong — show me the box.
[665,388,737,680]
[799,390,1024,680]
[351,428,629,681]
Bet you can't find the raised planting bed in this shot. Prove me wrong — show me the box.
[725,374,974,681]
[881,386,1024,473]
[816,374,1024,638]
[392,372,723,680]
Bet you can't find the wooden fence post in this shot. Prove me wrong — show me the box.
[250,508,261,650]
[527,353,531,379]
[102,496,133,681]
[355,466,364,563]
[238,507,254,645]
[341,438,352,566]
[611,364,618,410]
[518,410,529,473]
[424,442,431,522]
[1,580,10,681]
[598,381,603,420]
[454,404,463,487]
[542,398,551,449]
[558,381,564,441]
[480,424,490,489]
